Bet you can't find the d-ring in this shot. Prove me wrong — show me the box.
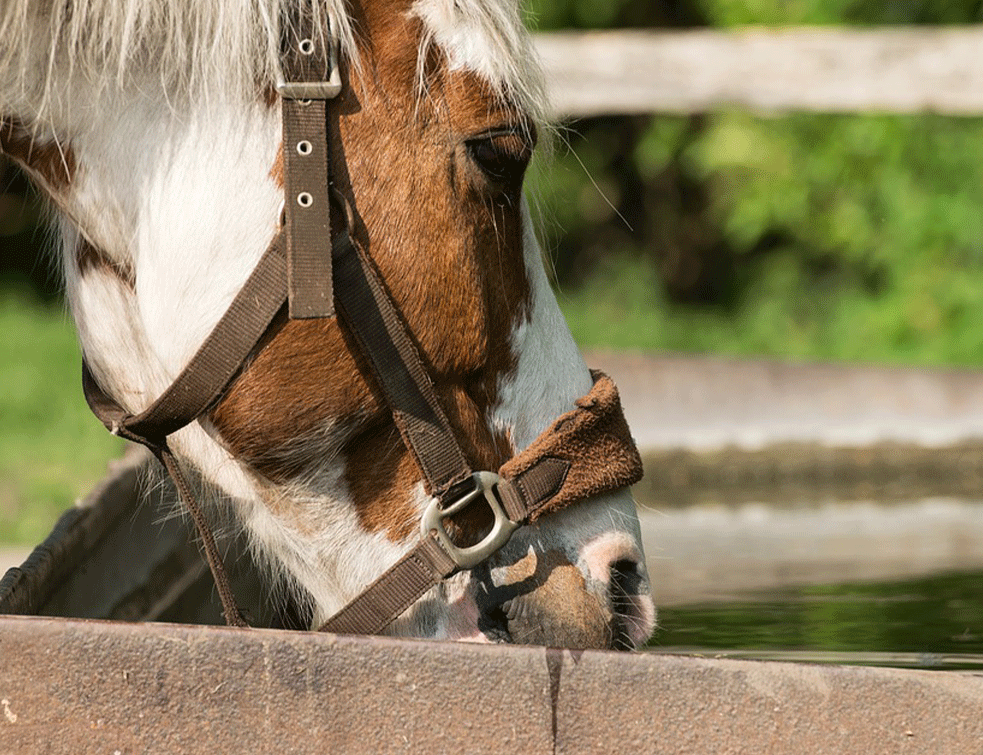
[329,187,356,235]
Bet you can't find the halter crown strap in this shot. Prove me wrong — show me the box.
[279,9,338,319]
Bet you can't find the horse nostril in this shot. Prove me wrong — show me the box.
[608,558,649,650]
[474,546,655,648]
[609,559,644,600]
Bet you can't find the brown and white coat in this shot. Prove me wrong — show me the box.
[0,0,655,647]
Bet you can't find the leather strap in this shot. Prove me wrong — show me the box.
[82,232,287,446]
[321,534,458,635]
[331,225,474,502]
[281,13,334,319]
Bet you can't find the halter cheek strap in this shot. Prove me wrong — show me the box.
[81,14,644,635]
[280,11,337,319]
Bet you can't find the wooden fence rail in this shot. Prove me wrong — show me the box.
[534,27,983,117]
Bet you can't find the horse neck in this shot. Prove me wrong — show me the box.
[0,1,286,385]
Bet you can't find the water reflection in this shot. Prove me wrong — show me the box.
[650,570,983,669]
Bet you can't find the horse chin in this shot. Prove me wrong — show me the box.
[380,574,490,642]
[472,545,655,651]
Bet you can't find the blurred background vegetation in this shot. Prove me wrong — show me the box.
[528,0,983,363]
[5,0,983,545]
[0,161,125,546]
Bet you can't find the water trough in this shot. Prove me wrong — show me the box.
[3,353,983,753]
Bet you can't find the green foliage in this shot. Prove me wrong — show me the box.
[701,0,983,26]
[527,0,983,27]
[0,288,124,545]
[554,112,983,366]
[526,0,705,30]
[529,0,983,367]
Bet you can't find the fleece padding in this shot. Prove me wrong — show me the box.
[499,370,643,521]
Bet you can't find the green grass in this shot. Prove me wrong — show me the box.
[0,288,124,546]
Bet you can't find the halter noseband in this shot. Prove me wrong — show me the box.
[82,12,643,635]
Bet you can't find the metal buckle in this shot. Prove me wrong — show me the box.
[276,16,342,100]
[421,471,520,570]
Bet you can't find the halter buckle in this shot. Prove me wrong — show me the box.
[276,16,342,100]
[276,76,341,101]
[421,471,520,570]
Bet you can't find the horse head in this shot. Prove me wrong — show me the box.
[0,0,656,648]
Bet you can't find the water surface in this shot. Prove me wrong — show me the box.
[650,570,983,670]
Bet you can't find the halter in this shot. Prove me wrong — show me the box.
[82,12,643,635]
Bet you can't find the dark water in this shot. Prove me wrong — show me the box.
[649,570,983,670]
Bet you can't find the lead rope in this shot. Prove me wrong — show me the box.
[79,232,290,628]
[157,447,248,627]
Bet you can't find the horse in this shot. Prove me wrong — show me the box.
[0,0,656,649]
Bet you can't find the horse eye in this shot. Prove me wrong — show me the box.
[466,131,532,190]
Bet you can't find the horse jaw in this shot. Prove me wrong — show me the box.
[303,201,657,647]
[217,200,658,648]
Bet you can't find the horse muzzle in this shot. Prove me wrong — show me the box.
[473,531,656,650]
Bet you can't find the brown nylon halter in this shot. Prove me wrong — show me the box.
[81,12,643,635]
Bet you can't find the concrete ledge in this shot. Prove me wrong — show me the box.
[589,351,983,451]
[1,616,982,754]
[641,498,983,605]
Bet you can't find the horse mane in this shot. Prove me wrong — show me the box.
[0,0,349,110]
[0,0,547,124]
